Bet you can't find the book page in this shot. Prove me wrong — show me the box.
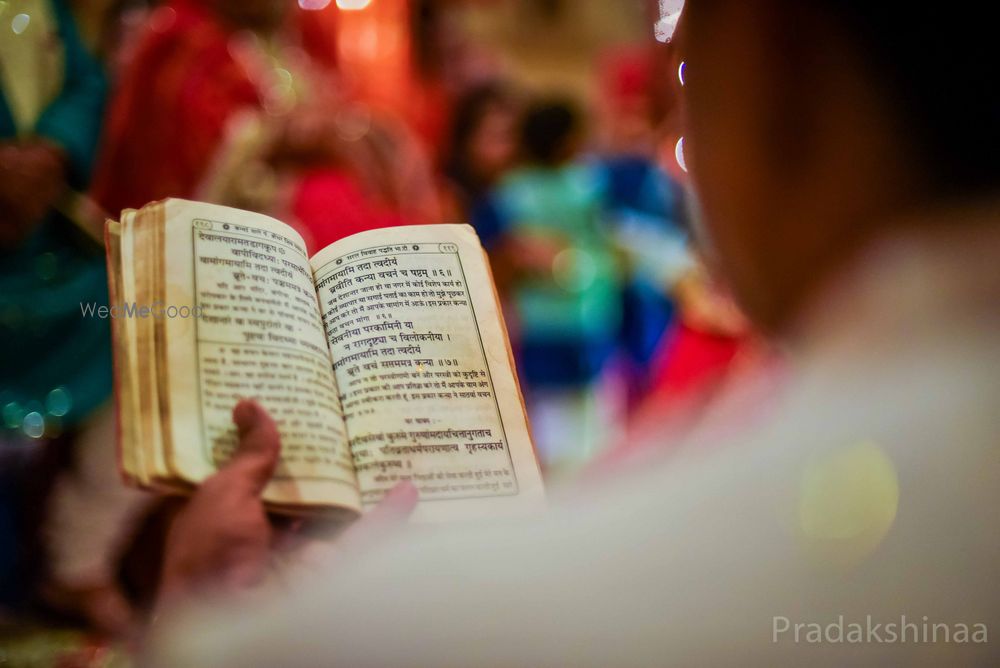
[311,224,545,522]
[157,200,360,510]
[132,207,169,482]
[106,217,143,483]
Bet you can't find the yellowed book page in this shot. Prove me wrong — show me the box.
[140,203,172,480]
[105,218,141,483]
[157,199,360,511]
[119,212,155,484]
[311,224,545,522]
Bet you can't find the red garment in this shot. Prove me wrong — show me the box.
[91,2,420,253]
[92,2,260,215]
[291,169,412,250]
[590,323,745,470]
[649,323,744,401]
[587,325,782,481]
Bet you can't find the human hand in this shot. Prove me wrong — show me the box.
[157,400,281,609]
[156,400,418,610]
[0,141,67,246]
[675,269,750,337]
[41,580,136,638]
[500,233,569,281]
[270,106,342,167]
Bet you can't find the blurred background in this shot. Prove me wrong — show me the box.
[1,0,758,660]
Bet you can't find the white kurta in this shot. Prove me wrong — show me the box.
[153,203,1000,666]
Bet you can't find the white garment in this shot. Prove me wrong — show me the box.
[154,206,1000,666]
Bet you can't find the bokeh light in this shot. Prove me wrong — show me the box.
[299,0,333,10]
[797,441,900,569]
[336,0,372,11]
[674,136,687,172]
[10,12,29,34]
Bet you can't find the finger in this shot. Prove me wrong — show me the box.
[44,581,135,638]
[224,399,281,495]
[337,481,420,552]
[366,480,420,525]
[80,583,135,637]
[271,518,305,552]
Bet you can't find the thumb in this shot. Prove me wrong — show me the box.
[223,399,281,495]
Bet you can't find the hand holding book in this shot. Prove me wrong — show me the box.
[157,399,420,611]
[105,199,544,522]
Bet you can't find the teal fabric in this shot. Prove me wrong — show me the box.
[492,163,623,343]
[0,0,111,435]
[0,82,15,139]
[34,0,109,187]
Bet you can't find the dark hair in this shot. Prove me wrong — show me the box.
[520,100,583,166]
[444,82,517,199]
[801,2,999,197]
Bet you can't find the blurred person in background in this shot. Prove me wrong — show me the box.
[595,45,760,437]
[0,0,149,637]
[145,1,999,665]
[474,99,627,477]
[440,80,521,222]
[593,48,693,408]
[406,0,504,159]
[91,0,441,255]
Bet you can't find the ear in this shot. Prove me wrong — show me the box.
[678,0,808,217]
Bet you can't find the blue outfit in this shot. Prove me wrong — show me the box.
[475,162,623,389]
[474,157,686,388]
[601,155,686,370]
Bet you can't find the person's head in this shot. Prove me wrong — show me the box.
[446,82,520,196]
[206,0,287,34]
[520,99,584,167]
[673,1,999,333]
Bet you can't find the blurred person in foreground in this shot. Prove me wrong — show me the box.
[149,1,997,664]
[92,0,440,254]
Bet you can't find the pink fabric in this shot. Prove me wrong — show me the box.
[291,169,420,251]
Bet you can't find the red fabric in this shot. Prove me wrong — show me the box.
[603,323,746,462]
[601,48,653,111]
[649,323,744,400]
[296,8,338,72]
[92,1,261,215]
[91,2,421,253]
[291,169,418,250]
[586,335,781,481]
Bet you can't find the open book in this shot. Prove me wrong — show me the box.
[105,199,544,522]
